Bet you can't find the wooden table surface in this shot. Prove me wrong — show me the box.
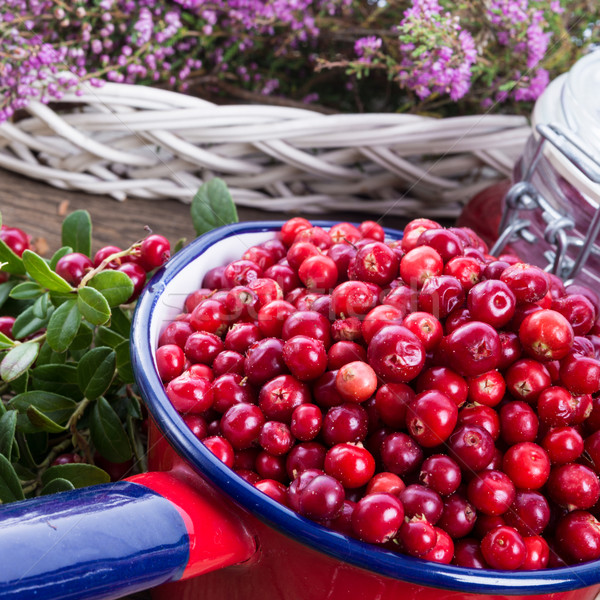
[0,167,454,600]
[0,168,432,256]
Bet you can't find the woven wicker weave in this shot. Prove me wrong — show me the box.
[0,82,530,218]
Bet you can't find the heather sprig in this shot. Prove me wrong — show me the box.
[0,0,597,121]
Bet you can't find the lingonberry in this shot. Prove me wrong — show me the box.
[383,284,418,315]
[366,472,406,496]
[361,304,404,344]
[212,350,245,376]
[93,245,122,269]
[401,218,441,252]
[324,443,376,489]
[285,442,327,479]
[398,484,443,524]
[281,217,312,247]
[155,344,185,382]
[457,404,500,441]
[331,280,377,318]
[419,454,461,496]
[287,469,344,521]
[500,263,549,304]
[211,373,254,413]
[559,354,600,395]
[351,492,404,544]
[321,403,368,446]
[444,256,482,291]
[547,463,600,511]
[55,252,94,286]
[358,220,385,241]
[220,403,266,450]
[374,382,415,429]
[499,400,538,445]
[536,386,576,427]
[418,275,465,319]
[0,316,15,340]
[187,363,213,382]
[242,246,276,271]
[416,366,468,407]
[474,514,506,539]
[224,322,262,354]
[51,453,82,466]
[325,499,356,535]
[312,370,345,409]
[298,254,338,290]
[224,286,260,321]
[397,516,437,557]
[400,246,443,288]
[502,442,550,490]
[453,538,488,569]
[555,510,600,563]
[467,470,515,516]
[542,426,584,465]
[552,294,595,336]
[262,264,300,295]
[437,494,477,539]
[159,319,194,349]
[184,331,224,366]
[405,390,458,448]
[202,436,235,468]
[258,374,310,422]
[335,361,378,403]
[328,222,362,244]
[353,242,399,286]
[223,259,263,287]
[244,338,288,386]
[504,358,551,404]
[519,536,550,570]
[0,225,29,257]
[139,234,171,271]
[294,226,332,251]
[190,299,230,336]
[444,321,501,377]
[519,309,574,361]
[282,335,327,381]
[402,311,443,351]
[467,370,505,407]
[258,421,294,456]
[282,310,331,347]
[380,432,424,476]
[367,325,425,383]
[256,449,289,481]
[165,373,213,413]
[421,527,454,564]
[416,228,463,262]
[290,404,322,442]
[481,526,527,570]
[448,424,495,473]
[327,341,368,370]
[503,490,550,537]
[467,279,516,329]
[247,277,283,308]
[256,300,295,338]
[255,479,289,505]
[331,316,362,343]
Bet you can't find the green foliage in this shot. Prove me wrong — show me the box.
[0,208,152,502]
[191,178,239,236]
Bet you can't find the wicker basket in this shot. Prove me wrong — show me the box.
[0,82,530,219]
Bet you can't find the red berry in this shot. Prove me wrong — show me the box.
[55,252,94,286]
[335,361,378,403]
[481,526,527,570]
[324,443,376,488]
[352,492,404,544]
[139,234,170,271]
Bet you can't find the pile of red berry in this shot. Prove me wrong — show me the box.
[156,217,600,571]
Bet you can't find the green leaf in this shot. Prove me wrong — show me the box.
[0,240,25,275]
[12,305,48,339]
[96,326,125,350]
[77,347,116,400]
[10,281,45,300]
[88,271,134,307]
[22,250,74,293]
[90,397,132,463]
[0,454,24,503]
[46,299,81,352]
[62,210,92,257]
[0,342,39,382]
[0,281,16,309]
[26,405,66,433]
[40,477,76,496]
[49,246,73,270]
[32,293,50,319]
[109,307,131,337]
[70,321,94,351]
[41,463,110,488]
[36,342,66,366]
[174,238,186,253]
[115,339,134,384]
[0,331,15,350]
[0,410,17,461]
[10,391,77,428]
[191,178,239,236]
[77,287,110,326]
[31,364,80,397]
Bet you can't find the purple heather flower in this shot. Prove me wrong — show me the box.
[354,36,382,59]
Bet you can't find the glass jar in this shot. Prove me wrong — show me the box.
[460,50,600,288]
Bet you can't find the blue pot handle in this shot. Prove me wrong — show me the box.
[0,472,256,600]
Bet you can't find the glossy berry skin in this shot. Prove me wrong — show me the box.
[367,325,425,383]
[417,275,464,319]
[500,263,549,304]
[351,492,404,544]
[400,246,443,288]
[335,361,378,403]
[444,321,501,378]
[366,472,406,496]
[290,404,322,442]
[453,538,488,569]
[259,421,294,456]
[502,442,550,490]
[503,490,550,537]
[405,390,458,448]
[118,262,147,301]
[397,516,437,557]
[398,484,443,524]
[184,331,224,366]
[258,374,310,423]
[559,354,600,396]
[165,373,213,413]
[353,242,399,286]
[139,234,171,271]
[298,254,338,291]
[416,228,463,262]
[437,494,477,539]
[211,373,254,413]
[324,443,376,488]
[281,217,312,247]
[481,526,527,570]
[155,344,185,382]
[244,338,288,386]
[0,316,15,340]
[331,281,376,318]
[321,403,368,447]
[327,341,367,370]
[282,335,327,381]
[421,528,454,564]
[287,469,344,521]
[416,366,468,408]
[541,427,584,465]
[467,470,515,516]
[504,359,551,404]
[467,370,505,407]
[519,309,574,361]
[93,245,122,269]
[467,279,516,329]
[380,432,424,476]
[0,226,30,257]
[282,310,331,347]
[547,463,600,511]
[361,304,405,345]
[55,252,94,286]
[555,510,600,563]
[220,403,266,450]
[202,436,235,468]
[448,424,495,473]
[402,311,443,351]
[499,401,538,445]
[419,454,461,496]
[374,383,415,429]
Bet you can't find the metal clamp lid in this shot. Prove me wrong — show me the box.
[491,123,600,283]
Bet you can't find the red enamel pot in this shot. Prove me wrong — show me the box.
[1,221,600,600]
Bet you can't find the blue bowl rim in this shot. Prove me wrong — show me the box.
[131,220,600,595]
